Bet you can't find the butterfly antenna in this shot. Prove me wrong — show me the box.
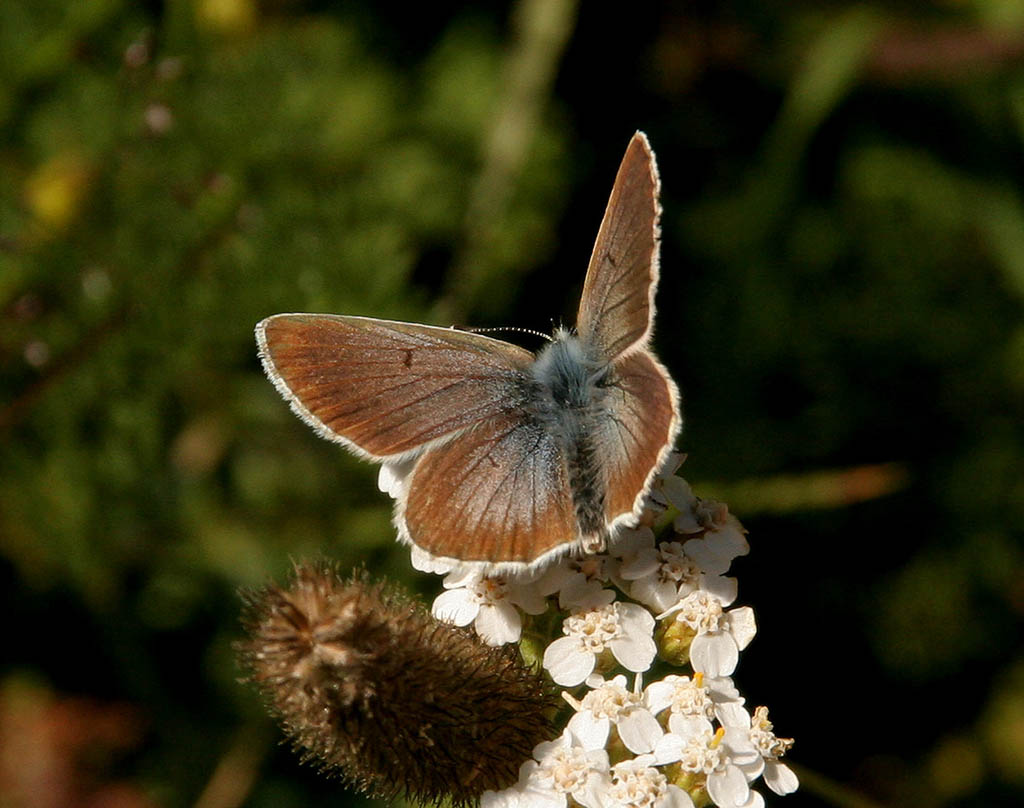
[551,318,575,337]
[463,326,553,342]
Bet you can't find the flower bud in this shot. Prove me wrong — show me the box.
[237,562,556,806]
[657,616,695,667]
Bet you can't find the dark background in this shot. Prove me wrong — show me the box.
[1,1,1022,806]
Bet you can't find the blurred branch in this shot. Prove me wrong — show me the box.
[441,0,579,321]
[659,16,1024,88]
[682,7,883,258]
[192,723,272,808]
[790,763,891,808]
[867,26,1024,82]
[700,462,909,515]
[0,304,128,432]
[760,7,883,207]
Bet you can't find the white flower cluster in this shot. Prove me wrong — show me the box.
[390,460,798,808]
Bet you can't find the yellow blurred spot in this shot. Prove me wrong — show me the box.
[927,734,983,798]
[23,341,50,368]
[171,416,228,477]
[23,154,93,235]
[194,0,257,34]
[981,661,1024,783]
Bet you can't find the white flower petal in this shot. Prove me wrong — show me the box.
[737,755,765,780]
[573,774,611,808]
[567,712,610,751]
[509,583,549,615]
[674,512,702,535]
[764,761,799,795]
[681,540,718,573]
[617,601,656,633]
[728,606,757,650]
[643,679,676,715]
[582,747,611,770]
[616,708,664,754]
[529,739,563,763]
[723,729,760,767]
[700,575,737,606]
[683,527,748,576]
[651,731,685,765]
[442,566,478,589]
[518,780,566,808]
[605,673,629,689]
[410,545,455,574]
[584,672,609,689]
[481,786,522,808]
[377,461,411,498]
[609,526,655,558]
[533,562,576,596]
[714,702,750,730]
[610,631,658,672]
[431,588,479,626]
[667,713,714,741]
[660,784,696,808]
[559,580,613,610]
[709,519,750,557]
[543,637,595,686]
[690,631,739,677]
[737,790,765,808]
[476,601,522,645]
[618,547,662,580]
[630,576,680,613]
[707,763,750,808]
[706,676,743,705]
[661,475,697,513]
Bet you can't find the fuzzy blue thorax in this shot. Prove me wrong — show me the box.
[529,329,611,549]
[530,329,608,408]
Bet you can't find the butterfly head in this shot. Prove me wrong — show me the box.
[532,330,608,412]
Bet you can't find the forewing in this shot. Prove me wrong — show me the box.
[256,313,535,460]
[600,349,680,522]
[576,131,661,361]
[401,412,577,565]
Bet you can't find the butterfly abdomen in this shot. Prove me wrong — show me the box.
[564,420,609,553]
[531,334,610,553]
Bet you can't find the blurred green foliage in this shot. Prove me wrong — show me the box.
[1,1,1022,807]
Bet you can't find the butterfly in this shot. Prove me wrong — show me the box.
[256,132,681,574]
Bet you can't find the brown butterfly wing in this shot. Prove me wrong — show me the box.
[256,314,536,460]
[600,349,681,524]
[400,411,577,565]
[576,132,661,361]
